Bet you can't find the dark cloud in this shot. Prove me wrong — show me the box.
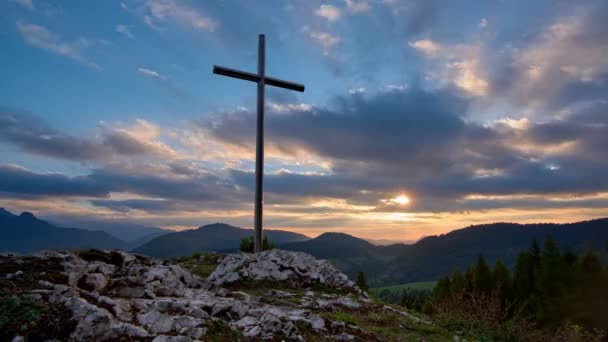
[0,109,168,161]
[208,87,470,164]
[90,199,186,213]
[0,164,244,208]
[206,86,608,208]
[0,165,109,197]
[0,109,106,161]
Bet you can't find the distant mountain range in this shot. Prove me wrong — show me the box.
[133,223,310,258]
[281,219,608,285]
[0,209,128,254]
[377,219,608,285]
[2,207,607,286]
[44,217,169,243]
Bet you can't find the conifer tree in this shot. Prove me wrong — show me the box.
[355,271,369,291]
[473,255,492,294]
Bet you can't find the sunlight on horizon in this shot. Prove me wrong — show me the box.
[390,194,411,205]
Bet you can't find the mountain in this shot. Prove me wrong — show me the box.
[281,232,406,279]
[378,218,608,285]
[44,217,169,243]
[282,218,608,285]
[133,223,310,258]
[0,209,128,254]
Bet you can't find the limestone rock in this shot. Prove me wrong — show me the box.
[1,249,377,341]
[208,249,363,293]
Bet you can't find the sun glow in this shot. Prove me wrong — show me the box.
[390,194,411,205]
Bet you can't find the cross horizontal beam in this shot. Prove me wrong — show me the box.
[213,65,305,92]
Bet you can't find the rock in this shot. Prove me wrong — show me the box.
[337,296,360,309]
[208,249,362,292]
[6,270,23,279]
[152,335,192,342]
[310,316,326,330]
[235,315,258,328]
[334,332,355,340]
[260,312,282,333]
[1,249,376,341]
[137,310,175,334]
[79,273,108,292]
[243,325,262,337]
[211,300,233,316]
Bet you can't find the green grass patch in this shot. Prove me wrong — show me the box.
[176,252,224,278]
[328,310,359,326]
[372,281,436,293]
[204,320,243,342]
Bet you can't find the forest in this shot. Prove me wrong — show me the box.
[376,237,608,340]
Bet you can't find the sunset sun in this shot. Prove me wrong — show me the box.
[390,194,411,205]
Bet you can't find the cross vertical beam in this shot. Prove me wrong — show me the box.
[212,34,305,253]
[254,34,265,253]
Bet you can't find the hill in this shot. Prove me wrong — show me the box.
[281,232,407,279]
[379,218,608,285]
[133,223,310,258]
[282,218,608,285]
[0,209,128,254]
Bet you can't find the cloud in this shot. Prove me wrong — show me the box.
[0,164,242,206]
[16,20,102,70]
[0,109,177,161]
[302,26,340,55]
[344,0,370,13]
[137,67,166,80]
[12,0,34,10]
[315,4,341,22]
[409,39,489,96]
[116,24,135,39]
[0,165,109,198]
[204,85,608,209]
[408,39,440,56]
[503,2,608,110]
[142,0,217,32]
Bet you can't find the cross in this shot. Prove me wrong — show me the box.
[213,34,305,253]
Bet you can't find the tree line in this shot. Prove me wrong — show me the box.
[374,237,608,339]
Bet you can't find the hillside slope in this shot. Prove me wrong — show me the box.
[379,218,608,285]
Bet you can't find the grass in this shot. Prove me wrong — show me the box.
[372,281,437,293]
[204,320,243,342]
[176,252,224,278]
[328,310,359,325]
[0,291,76,341]
[321,305,460,342]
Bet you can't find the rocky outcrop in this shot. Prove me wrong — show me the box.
[208,249,364,294]
[1,249,413,341]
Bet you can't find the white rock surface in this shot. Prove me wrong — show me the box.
[208,249,364,293]
[1,249,373,341]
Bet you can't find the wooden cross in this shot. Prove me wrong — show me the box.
[213,34,305,253]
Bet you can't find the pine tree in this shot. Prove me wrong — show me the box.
[355,271,369,291]
[433,276,452,299]
[513,251,533,299]
[492,260,512,299]
[450,270,466,294]
[537,236,567,322]
[473,255,492,294]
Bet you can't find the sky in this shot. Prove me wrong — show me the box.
[1,0,608,241]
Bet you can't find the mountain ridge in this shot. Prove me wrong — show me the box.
[133,222,310,258]
[0,208,129,254]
